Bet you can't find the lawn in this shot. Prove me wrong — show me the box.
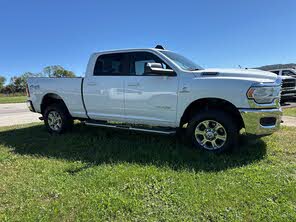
[0,95,27,104]
[283,107,296,117]
[0,123,295,221]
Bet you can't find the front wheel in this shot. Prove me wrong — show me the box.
[186,110,238,153]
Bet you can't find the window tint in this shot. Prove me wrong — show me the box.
[93,53,125,76]
[282,70,295,76]
[270,70,280,75]
[128,52,171,76]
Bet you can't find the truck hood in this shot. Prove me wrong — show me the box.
[193,68,278,83]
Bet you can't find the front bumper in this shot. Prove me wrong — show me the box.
[239,108,282,136]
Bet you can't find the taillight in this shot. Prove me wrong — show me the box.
[26,84,30,97]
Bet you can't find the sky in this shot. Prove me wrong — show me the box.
[0,0,296,80]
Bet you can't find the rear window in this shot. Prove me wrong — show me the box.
[93,53,125,76]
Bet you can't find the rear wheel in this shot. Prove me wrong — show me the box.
[44,103,73,134]
[186,110,238,153]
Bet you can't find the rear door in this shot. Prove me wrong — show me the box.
[83,53,128,121]
[124,51,179,127]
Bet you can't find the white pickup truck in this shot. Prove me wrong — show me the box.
[268,68,296,101]
[27,46,282,152]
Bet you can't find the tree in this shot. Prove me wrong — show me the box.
[1,83,15,94]
[0,76,6,90]
[43,65,76,78]
[10,76,26,92]
[0,66,76,94]
[7,72,42,93]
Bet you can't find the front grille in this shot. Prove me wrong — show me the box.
[282,89,296,95]
[282,78,296,88]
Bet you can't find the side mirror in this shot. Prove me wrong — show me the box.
[144,63,175,75]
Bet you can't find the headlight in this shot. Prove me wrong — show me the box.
[247,86,281,104]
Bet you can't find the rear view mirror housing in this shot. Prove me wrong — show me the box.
[144,63,175,75]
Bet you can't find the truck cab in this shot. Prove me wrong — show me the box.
[83,48,181,127]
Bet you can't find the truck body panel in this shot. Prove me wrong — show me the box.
[28,77,87,118]
[83,76,125,121]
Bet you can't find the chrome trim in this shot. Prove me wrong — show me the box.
[85,122,176,135]
[248,98,280,109]
[239,108,282,136]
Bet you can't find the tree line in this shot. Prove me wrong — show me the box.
[0,65,76,94]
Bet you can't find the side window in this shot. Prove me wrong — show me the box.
[128,52,171,76]
[93,53,125,76]
[282,70,294,76]
[270,70,279,75]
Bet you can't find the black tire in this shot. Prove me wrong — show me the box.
[44,103,73,134]
[186,110,238,153]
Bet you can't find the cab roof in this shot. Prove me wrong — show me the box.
[93,45,168,55]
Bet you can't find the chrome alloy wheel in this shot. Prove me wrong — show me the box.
[47,111,62,131]
[194,120,227,150]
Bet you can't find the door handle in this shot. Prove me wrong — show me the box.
[87,82,96,86]
[127,83,139,87]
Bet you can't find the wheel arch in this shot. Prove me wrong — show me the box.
[180,97,244,130]
[41,93,70,116]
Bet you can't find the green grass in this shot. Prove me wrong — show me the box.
[0,123,295,221]
[283,107,296,117]
[0,96,27,104]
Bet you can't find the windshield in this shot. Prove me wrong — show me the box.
[160,51,203,71]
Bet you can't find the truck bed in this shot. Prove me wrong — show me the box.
[27,77,88,118]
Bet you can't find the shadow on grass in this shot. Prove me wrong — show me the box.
[0,123,267,172]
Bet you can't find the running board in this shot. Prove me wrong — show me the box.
[84,121,176,135]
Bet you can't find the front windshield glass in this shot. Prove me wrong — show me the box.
[160,51,203,71]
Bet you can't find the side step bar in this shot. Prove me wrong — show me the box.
[84,121,176,135]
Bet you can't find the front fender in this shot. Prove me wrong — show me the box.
[177,77,253,124]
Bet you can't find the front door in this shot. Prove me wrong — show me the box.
[124,51,179,127]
